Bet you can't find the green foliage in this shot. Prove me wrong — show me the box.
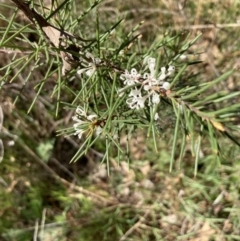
[1,0,239,168]
[1,0,240,241]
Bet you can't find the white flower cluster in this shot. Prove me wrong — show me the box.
[118,57,175,110]
[72,107,102,139]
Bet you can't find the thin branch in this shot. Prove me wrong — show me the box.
[10,0,80,75]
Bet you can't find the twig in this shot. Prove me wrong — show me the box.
[33,219,39,241]
[119,209,151,241]
[50,157,76,180]
[40,208,47,240]
[10,0,80,75]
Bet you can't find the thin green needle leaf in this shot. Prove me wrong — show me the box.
[0,54,25,72]
[104,96,126,129]
[69,0,103,29]
[106,137,110,175]
[28,60,54,113]
[72,76,96,105]
[182,70,233,100]
[170,64,187,87]
[194,125,203,177]
[101,86,110,109]
[56,55,62,117]
[212,91,240,103]
[147,105,158,151]
[70,134,100,163]
[100,19,124,43]
[10,53,37,83]
[178,131,186,170]
[169,34,202,65]
[46,0,70,20]
[14,57,42,105]
[110,73,117,110]
[2,24,32,46]
[207,120,219,155]
[0,9,17,46]
[191,91,227,107]
[127,21,144,38]
[170,102,181,172]
[152,124,158,153]
[210,103,240,116]
[104,131,123,153]
[70,137,91,163]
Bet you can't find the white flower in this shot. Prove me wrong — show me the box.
[143,81,151,91]
[72,115,88,137]
[129,88,142,98]
[86,52,95,59]
[73,120,89,139]
[120,68,141,86]
[119,50,124,56]
[94,58,101,65]
[126,88,148,109]
[167,66,175,76]
[87,114,98,121]
[162,82,171,90]
[127,95,147,109]
[143,72,158,89]
[86,66,96,77]
[119,57,176,111]
[77,63,96,77]
[72,106,100,139]
[147,57,156,77]
[75,107,87,117]
[152,92,160,104]
[179,54,187,60]
[77,52,100,77]
[154,113,159,120]
[130,68,141,81]
[74,127,85,139]
[72,115,83,124]
[158,67,167,81]
[120,70,129,80]
[95,126,103,136]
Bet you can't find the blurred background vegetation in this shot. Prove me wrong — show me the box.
[1,0,240,240]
